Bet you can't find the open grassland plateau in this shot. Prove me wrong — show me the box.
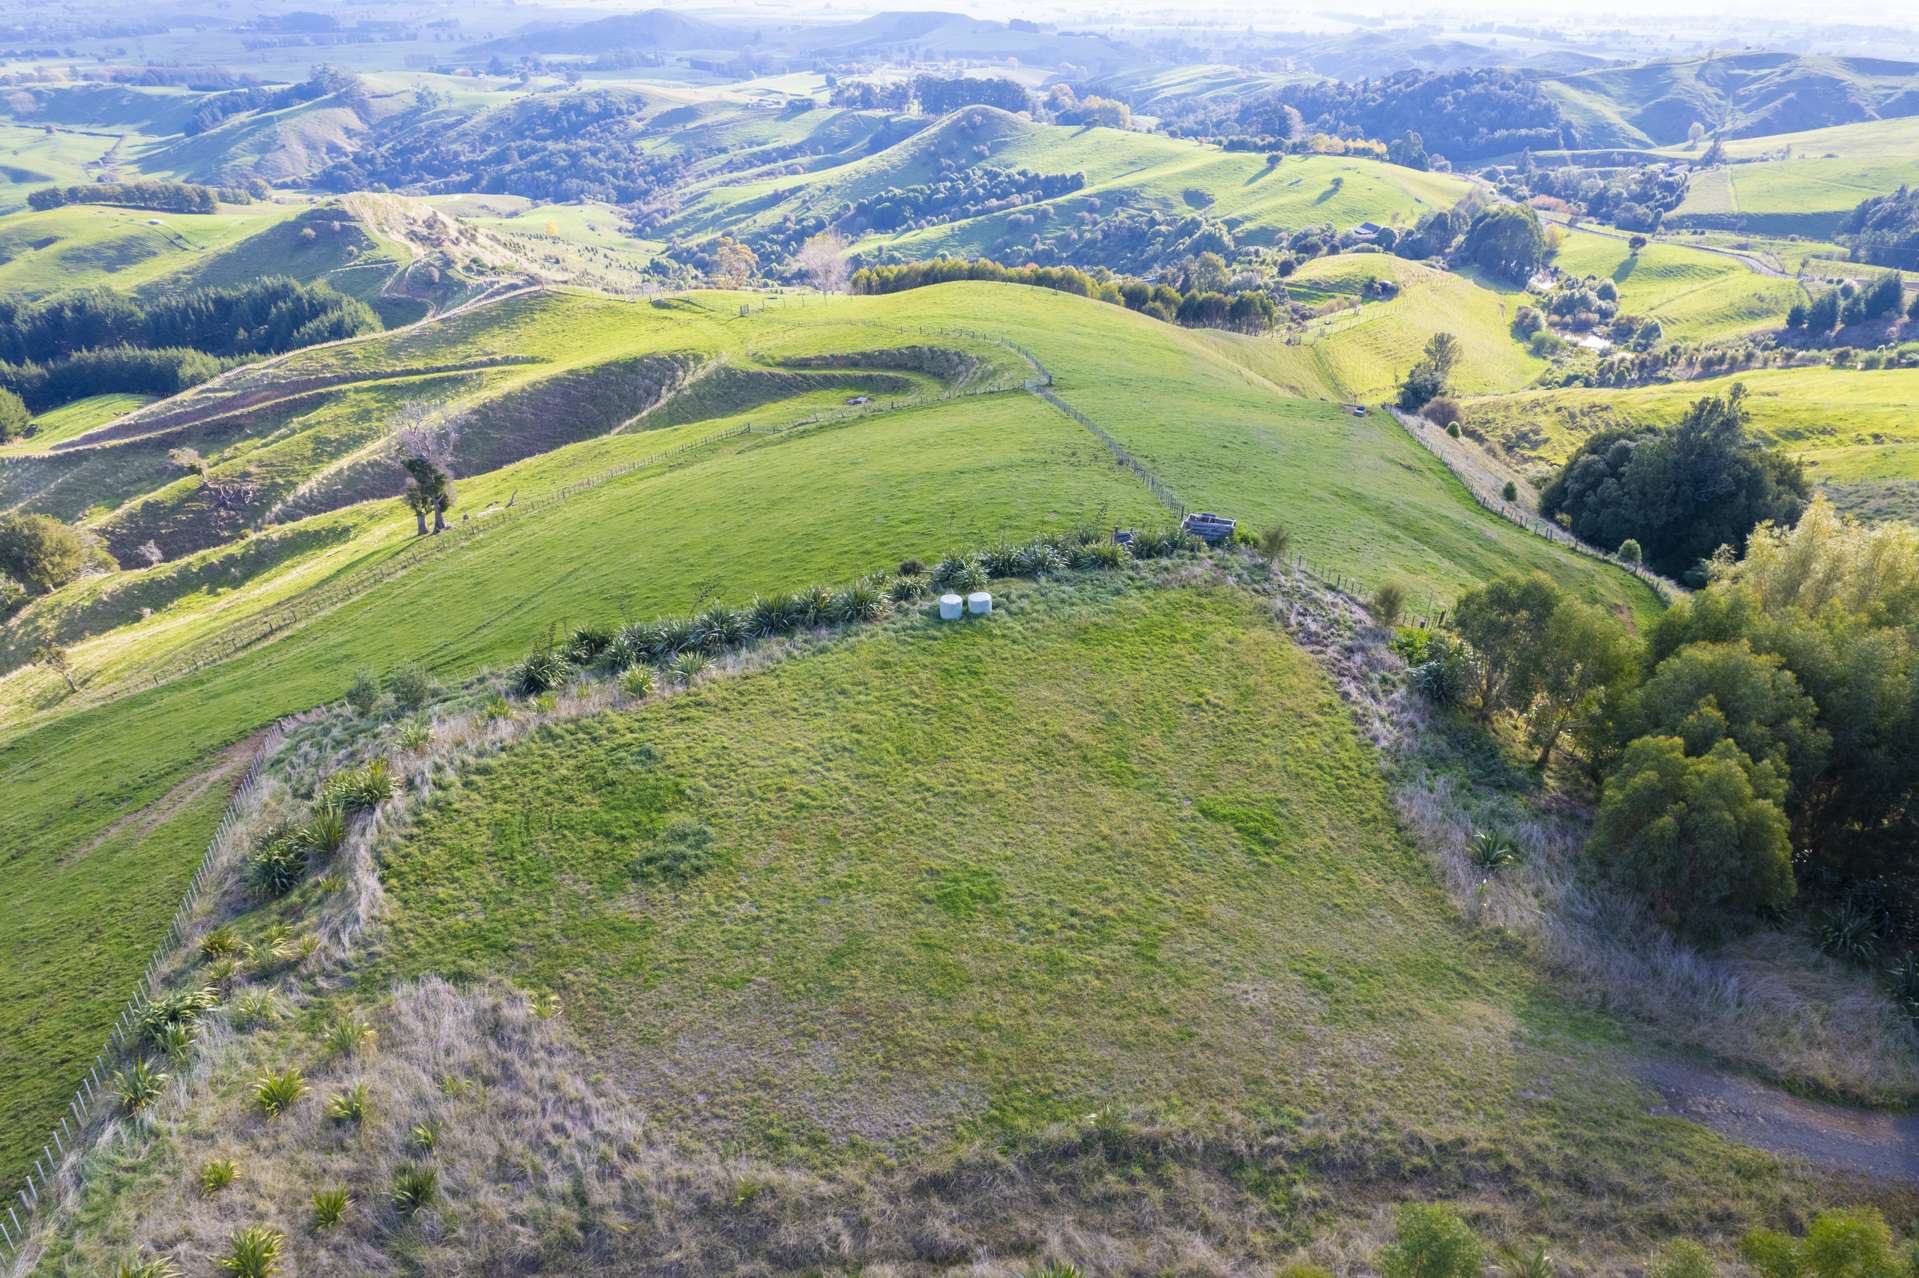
[0,282,1661,1190]
[26,576,1875,1277]
[0,202,300,300]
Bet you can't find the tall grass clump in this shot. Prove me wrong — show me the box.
[391,1164,438,1215]
[115,1258,182,1278]
[297,802,347,856]
[117,1057,168,1115]
[218,1227,283,1278]
[796,584,836,627]
[323,1012,375,1058]
[667,650,708,686]
[199,1158,237,1196]
[749,592,806,638]
[311,1187,351,1231]
[931,554,987,593]
[253,1068,307,1118]
[562,625,613,665]
[200,926,247,961]
[693,606,749,653]
[1128,526,1196,559]
[247,832,307,897]
[1068,539,1128,570]
[138,986,220,1047]
[327,1083,369,1125]
[513,645,573,697]
[1015,538,1067,577]
[832,581,889,624]
[321,758,392,812]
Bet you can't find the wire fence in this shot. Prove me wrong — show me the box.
[1389,407,1686,603]
[0,723,285,1271]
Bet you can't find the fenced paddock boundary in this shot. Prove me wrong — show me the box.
[1390,407,1686,603]
[1,723,288,1271]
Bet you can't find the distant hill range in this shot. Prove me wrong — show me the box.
[478,8,1147,73]
[1539,53,1919,149]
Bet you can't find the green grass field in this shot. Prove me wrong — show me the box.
[369,578,1787,1227]
[1550,228,1803,342]
[0,281,1662,1188]
[1666,117,1919,238]
[0,202,301,298]
[1460,365,1919,517]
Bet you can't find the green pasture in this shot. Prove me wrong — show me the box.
[0,282,1661,1188]
[1550,228,1802,342]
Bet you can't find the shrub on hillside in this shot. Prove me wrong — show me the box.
[1588,735,1794,936]
[0,512,106,592]
[0,386,27,442]
[514,646,573,697]
[1423,396,1462,428]
[344,670,380,715]
[1742,1208,1908,1278]
[321,759,393,813]
[384,663,433,712]
[1539,385,1806,578]
[1378,1204,1483,1278]
[1370,580,1408,625]
[248,834,308,897]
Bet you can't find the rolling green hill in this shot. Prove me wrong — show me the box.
[1666,117,1919,237]
[1549,227,1804,341]
[1542,53,1919,151]
[0,281,1668,1191]
[1460,364,1919,516]
[664,107,1472,266]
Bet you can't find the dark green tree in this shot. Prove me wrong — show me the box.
[1538,384,1808,578]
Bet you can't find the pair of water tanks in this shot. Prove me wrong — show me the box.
[937,592,992,620]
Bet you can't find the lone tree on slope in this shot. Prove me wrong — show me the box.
[402,455,455,535]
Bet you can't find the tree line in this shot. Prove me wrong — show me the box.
[0,278,377,413]
[26,180,254,215]
[850,257,1280,333]
[1414,495,1919,957]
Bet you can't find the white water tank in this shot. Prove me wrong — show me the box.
[967,591,992,616]
[938,593,964,620]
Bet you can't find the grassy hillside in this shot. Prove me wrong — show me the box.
[1215,253,1543,401]
[0,282,1666,1188]
[1550,228,1803,341]
[1542,53,1919,150]
[1666,117,1919,237]
[28,576,1846,1277]
[0,202,301,299]
[1460,365,1919,516]
[666,107,1471,260]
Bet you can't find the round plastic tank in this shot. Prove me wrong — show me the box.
[967,591,993,616]
[938,593,964,620]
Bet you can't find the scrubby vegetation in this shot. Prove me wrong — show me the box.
[1539,385,1809,580]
